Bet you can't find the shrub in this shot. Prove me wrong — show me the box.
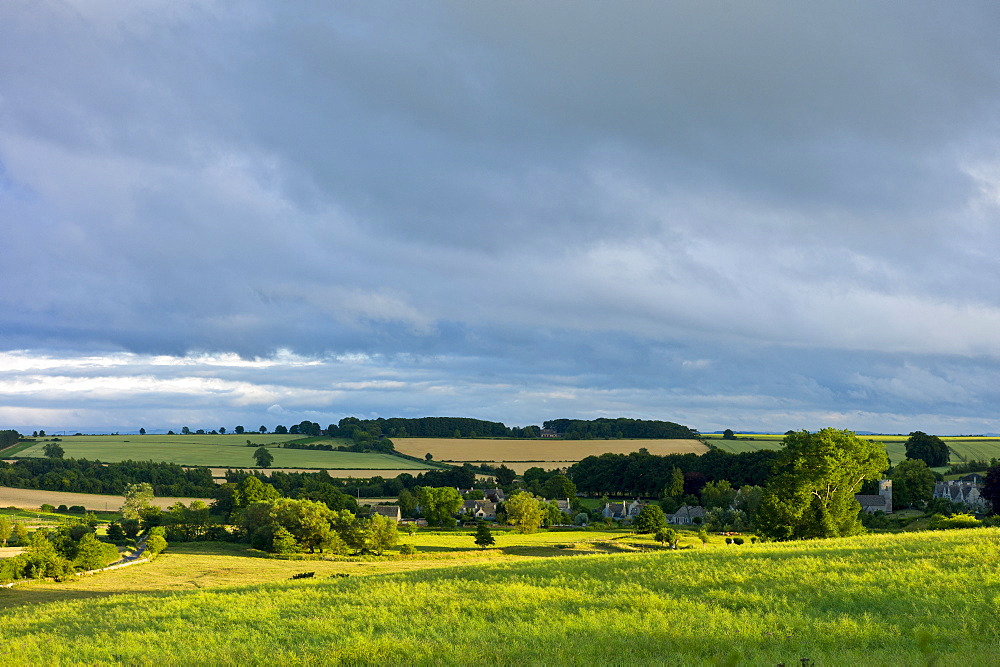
[290,572,315,580]
[40,504,55,512]
[928,513,982,530]
[57,505,68,513]
[145,534,168,557]
[68,505,86,514]
[398,544,417,555]
[732,537,744,545]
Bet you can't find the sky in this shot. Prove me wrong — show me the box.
[3,1,1000,435]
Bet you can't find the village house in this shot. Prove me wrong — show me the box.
[667,505,706,525]
[370,505,402,522]
[934,479,988,511]
[601,499,647,521]
[460,499,497,520]
[602,501,628,520]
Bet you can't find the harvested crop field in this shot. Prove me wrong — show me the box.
[392,438,707,463]
[0,486,210,511]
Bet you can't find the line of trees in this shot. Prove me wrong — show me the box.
[568,448,781,497]
[0,458,217,497]
[543,418,700,440]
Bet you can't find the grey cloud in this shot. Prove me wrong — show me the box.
[3,2,1000,432]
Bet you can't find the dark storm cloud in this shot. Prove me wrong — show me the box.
[3,1,1000,432]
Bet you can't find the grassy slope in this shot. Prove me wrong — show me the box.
[0,529,997,664]
[13,434,431,469]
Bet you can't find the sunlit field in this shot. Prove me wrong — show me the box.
[13,434,432,470]
[0,529,996,664]
[392,438,707,464]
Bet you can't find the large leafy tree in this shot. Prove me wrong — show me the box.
[120,482,155,520]
[632,504,668,533]
[415,487,463,526]
[254,447,274,468]
[754,429,888,541]
[889,458,936,508]
[504,491,544,534]
[904,431,949,467]
[43,442,64,458]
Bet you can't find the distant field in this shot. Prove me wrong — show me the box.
[702,434,785,453]
[392,438,707,464]
[475,461,577,474]
[0,486,210,511]
[13,435,431,470]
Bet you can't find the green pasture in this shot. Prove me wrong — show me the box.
[703,434,785,453]
[12,434,431,470]
[0,528,996,664]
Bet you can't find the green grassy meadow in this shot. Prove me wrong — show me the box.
[0,528,997,664]
[12,434,433,470]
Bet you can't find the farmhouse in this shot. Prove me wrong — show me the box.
[668,505,706,525]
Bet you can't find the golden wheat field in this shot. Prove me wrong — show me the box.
[392,438,707,464]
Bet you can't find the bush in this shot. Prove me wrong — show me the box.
[732,537,744,545]
[57,505,68,513]
[398,544,417,555]
[40,504,55,513]
[68,505,86,514]
[929,513,982,530]
[145,534,168,557]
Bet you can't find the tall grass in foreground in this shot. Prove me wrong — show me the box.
[1,529,998,665]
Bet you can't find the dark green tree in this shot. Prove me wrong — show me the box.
[983,464,1000,515]
[474,522,495,549]
[754,429,888,541]
[492,464,516,486]
[235,425,245,434]
[904,431,949,467]
[889,458,936,508]
[722,429,736,440]
[542,474,577,499]
[139,428,146,435]
[254,447,274,468]
[43,442,64,458]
